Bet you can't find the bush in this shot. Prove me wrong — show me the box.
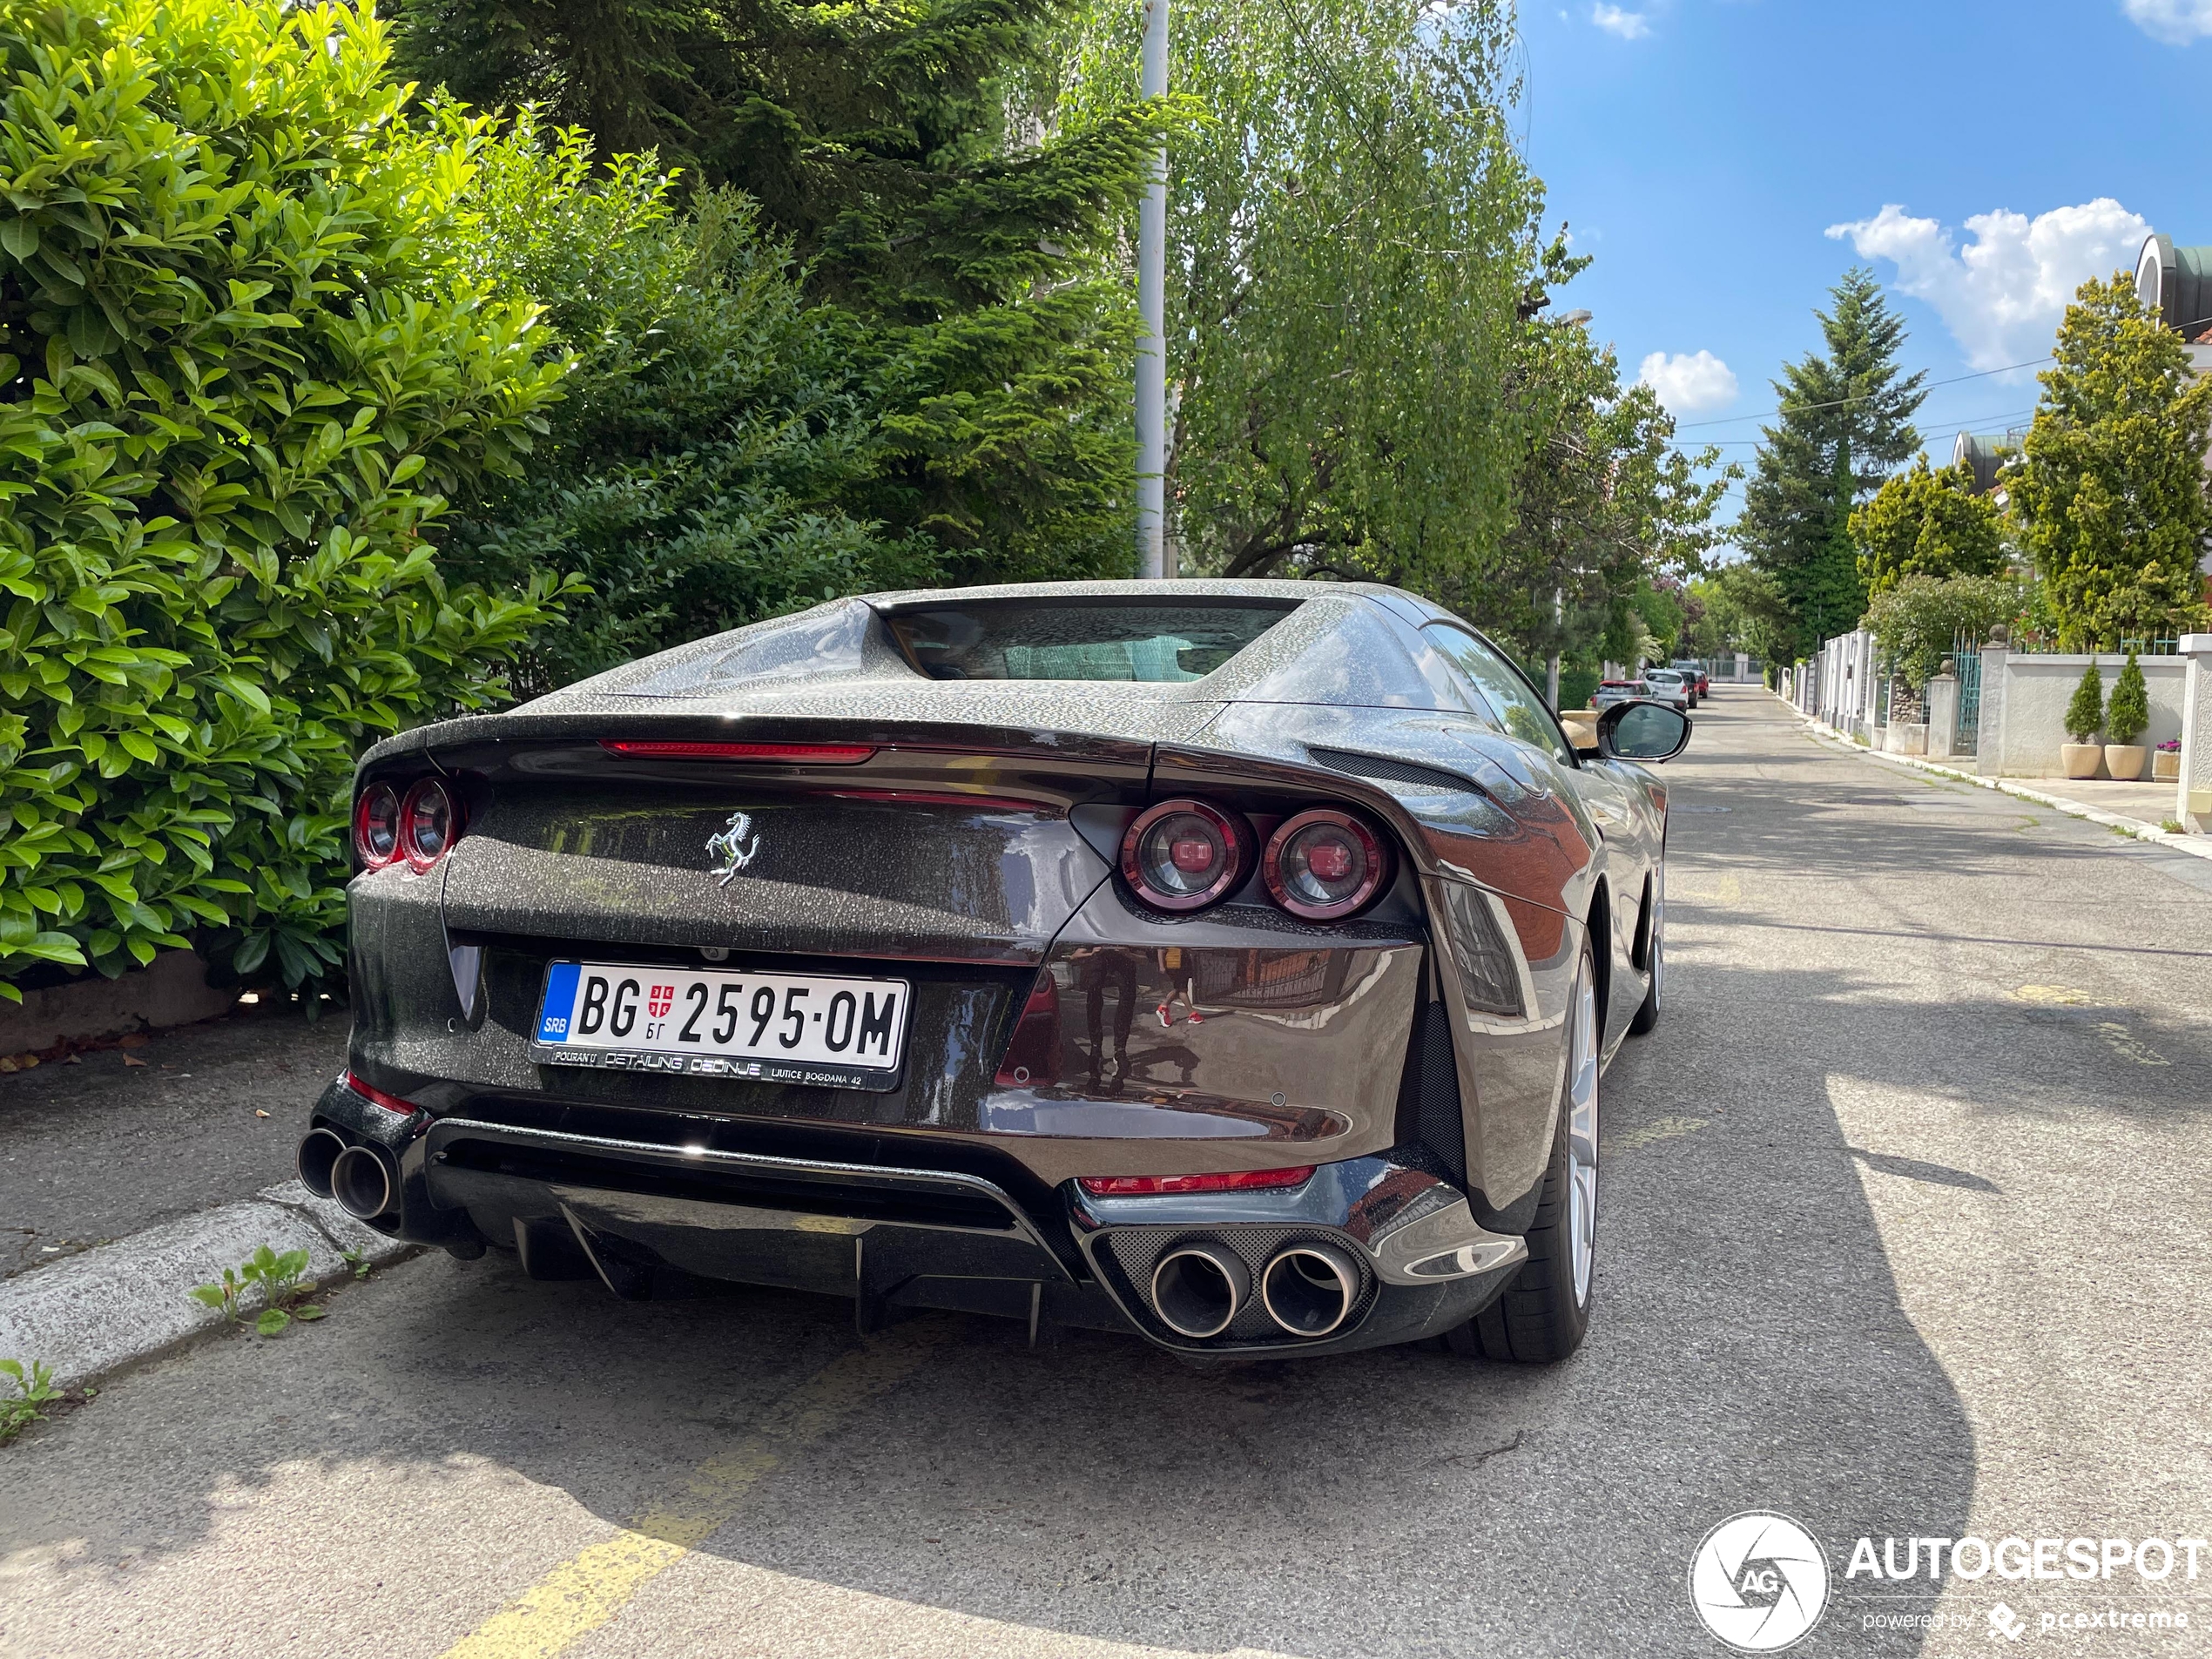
[0,0,575,1000]
[2064,660,2104,745]
[1860,572,2022,689]
[2107,651,2149,746]
[438,124,941,695]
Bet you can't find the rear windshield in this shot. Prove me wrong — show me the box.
[887,600,1297,683]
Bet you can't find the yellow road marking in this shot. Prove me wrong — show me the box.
[1670,873,1741,906]
[2096,1022,2170,1067]
[1603,1115,1710,1155]
[2013,984,2096,1005]
[440,1326,947,1659]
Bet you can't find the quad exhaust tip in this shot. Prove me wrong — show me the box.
[329,1144,398,1222]
[1260,1243,1359,1339]
[1150,1242,1251,1339]
[294,1128,348,1200]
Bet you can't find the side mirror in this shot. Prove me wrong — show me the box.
[1595,700,1690,764]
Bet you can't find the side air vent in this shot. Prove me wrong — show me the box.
[1439,882,1525,1018]
[1309,746,1479,797]
[1396,1000,1468,1184]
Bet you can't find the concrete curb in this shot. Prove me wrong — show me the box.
[0,1183,413,1390]
[1768,691,2212,864]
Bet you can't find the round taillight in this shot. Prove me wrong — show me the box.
[1120,799,1251,912]
[1264,809,1389,921]
[400,778,455,873]
[354,783,401,868]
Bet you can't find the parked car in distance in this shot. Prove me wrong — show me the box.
[1639,669,1691,711]
[1592,679,1649,711]
[1671,659,1711,698]
[305,579,1691,1367]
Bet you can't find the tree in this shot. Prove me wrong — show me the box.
[439,124,940,693]
[1851,456,2006,597]
[1689,567,1795,664]
[2107,650,2150,746]
[2064,659,2105,745]
[1049,0,1728,671]
[2007,273,2212,650]
[0,0,572,998]
[395,0,1185,584]
[1861,574,2024,689]
[1737,268,1928,657]
[1054,0,1536,589]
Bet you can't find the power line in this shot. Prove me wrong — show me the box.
[1671,357,2053,429]
[1696,407,2040,448]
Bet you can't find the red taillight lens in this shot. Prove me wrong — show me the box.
[994,972,1062,1088]
[1263,808,1389,921]
[400,778,456,873]
[354,783,401,868]
[1078,1166,1317,1197]
[1120,799,1250,912]
[601,740,875,764]
[342,1068,417,1116]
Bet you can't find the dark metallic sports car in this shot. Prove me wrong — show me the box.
[300,580,1689,1362]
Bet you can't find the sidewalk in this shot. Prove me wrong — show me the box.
[1987,772,2178,826]
[0,1004,410,1392]
[1771,695,2212,862]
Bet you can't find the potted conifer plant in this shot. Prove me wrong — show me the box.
[2062,659,2105,779]
[2103,651,2150,781]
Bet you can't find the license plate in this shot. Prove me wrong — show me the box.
[531,962,910,1091]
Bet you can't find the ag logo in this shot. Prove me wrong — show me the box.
[706,812,761,887]
[1689,1512,1830,1652]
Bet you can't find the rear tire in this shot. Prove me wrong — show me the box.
[1446,943,1598,1364]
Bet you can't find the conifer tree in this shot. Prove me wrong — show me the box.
[393,0,1187,580]
[1737,269,1928,656]
[2009,273,2212,650]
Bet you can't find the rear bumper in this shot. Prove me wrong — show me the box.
[307,1078,1523,1359]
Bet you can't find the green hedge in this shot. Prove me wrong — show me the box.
[0,0,576,1000]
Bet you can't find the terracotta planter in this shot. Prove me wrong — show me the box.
[2103,745,2147,782]
[2060,743,2104,780]
[2155,750,2181,782]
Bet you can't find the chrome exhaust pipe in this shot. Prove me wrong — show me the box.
[295,1128,348,1200]
[329,1143,398,1221]
[1150,1242,1250,1339]
[1260,1243,1359,1339]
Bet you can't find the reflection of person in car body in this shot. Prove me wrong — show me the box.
[1077,950,1138,1083]
[1156,945,1205,1028]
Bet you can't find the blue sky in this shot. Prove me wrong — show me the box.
[1514,0,2212,542]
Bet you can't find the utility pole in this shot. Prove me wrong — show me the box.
[1546,581,1562,707]
[1134,0,1169,579]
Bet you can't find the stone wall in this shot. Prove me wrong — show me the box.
[0,950,239,1057]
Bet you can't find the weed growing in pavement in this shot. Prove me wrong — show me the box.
[2162,819,2186,834]
[1,1359,60,1443]
[191,1244,325,1337]
[341,1248,374,1281]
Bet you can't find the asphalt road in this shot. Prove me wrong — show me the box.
[3,686,2209,1659]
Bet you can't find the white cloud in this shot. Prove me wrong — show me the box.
[2122,0,2212,44]
[1637,349,1738,415]
[1591,4,1651,39]
[1825,199,2150,372]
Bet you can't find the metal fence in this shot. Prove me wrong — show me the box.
[1952,640,1980,756]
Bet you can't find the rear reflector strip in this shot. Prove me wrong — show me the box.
[342,1069,418,1116]
[1078,1166,1316,1197]
[600,740,875,764]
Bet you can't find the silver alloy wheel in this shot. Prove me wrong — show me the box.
[1568,963,1600,1307]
